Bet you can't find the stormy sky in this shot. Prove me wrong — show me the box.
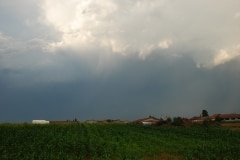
[0,0,240,122]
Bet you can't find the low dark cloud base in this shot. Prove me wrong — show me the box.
[1,53,240,122]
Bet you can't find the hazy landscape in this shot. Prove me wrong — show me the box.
[1,1,240,159]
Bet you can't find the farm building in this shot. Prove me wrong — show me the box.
[133,117,160,125]
[191,113,240,122]
[32,120,49,124]
[190,116,209,123]
[215,113,240,122]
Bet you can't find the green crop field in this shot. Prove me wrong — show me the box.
[1,123,240,160]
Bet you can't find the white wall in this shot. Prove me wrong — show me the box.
[32,120,49,124]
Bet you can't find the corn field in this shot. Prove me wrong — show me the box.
[1,123,239,159]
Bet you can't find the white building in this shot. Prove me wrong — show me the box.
[32,120,49,124]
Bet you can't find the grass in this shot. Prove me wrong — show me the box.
[1,123,240,160]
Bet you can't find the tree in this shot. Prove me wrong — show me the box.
[172,117,183,126]
[167,117,172,123]
[202,109,209,117]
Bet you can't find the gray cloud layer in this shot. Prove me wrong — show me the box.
[0,1,240,122]
[1,52,240,122]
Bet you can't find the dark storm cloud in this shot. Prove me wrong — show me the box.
[1,53,240,122]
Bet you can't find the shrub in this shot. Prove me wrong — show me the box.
[172,117,183,126]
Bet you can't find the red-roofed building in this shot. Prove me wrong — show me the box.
[191,113,240,122]
[133,117,160,125]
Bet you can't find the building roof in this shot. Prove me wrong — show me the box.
[133,117,160,123]
[216,113,240,119]
[191,113,240,121]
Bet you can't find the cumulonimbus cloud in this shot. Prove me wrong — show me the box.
[41,0,173,57]
[40,0,240,67]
